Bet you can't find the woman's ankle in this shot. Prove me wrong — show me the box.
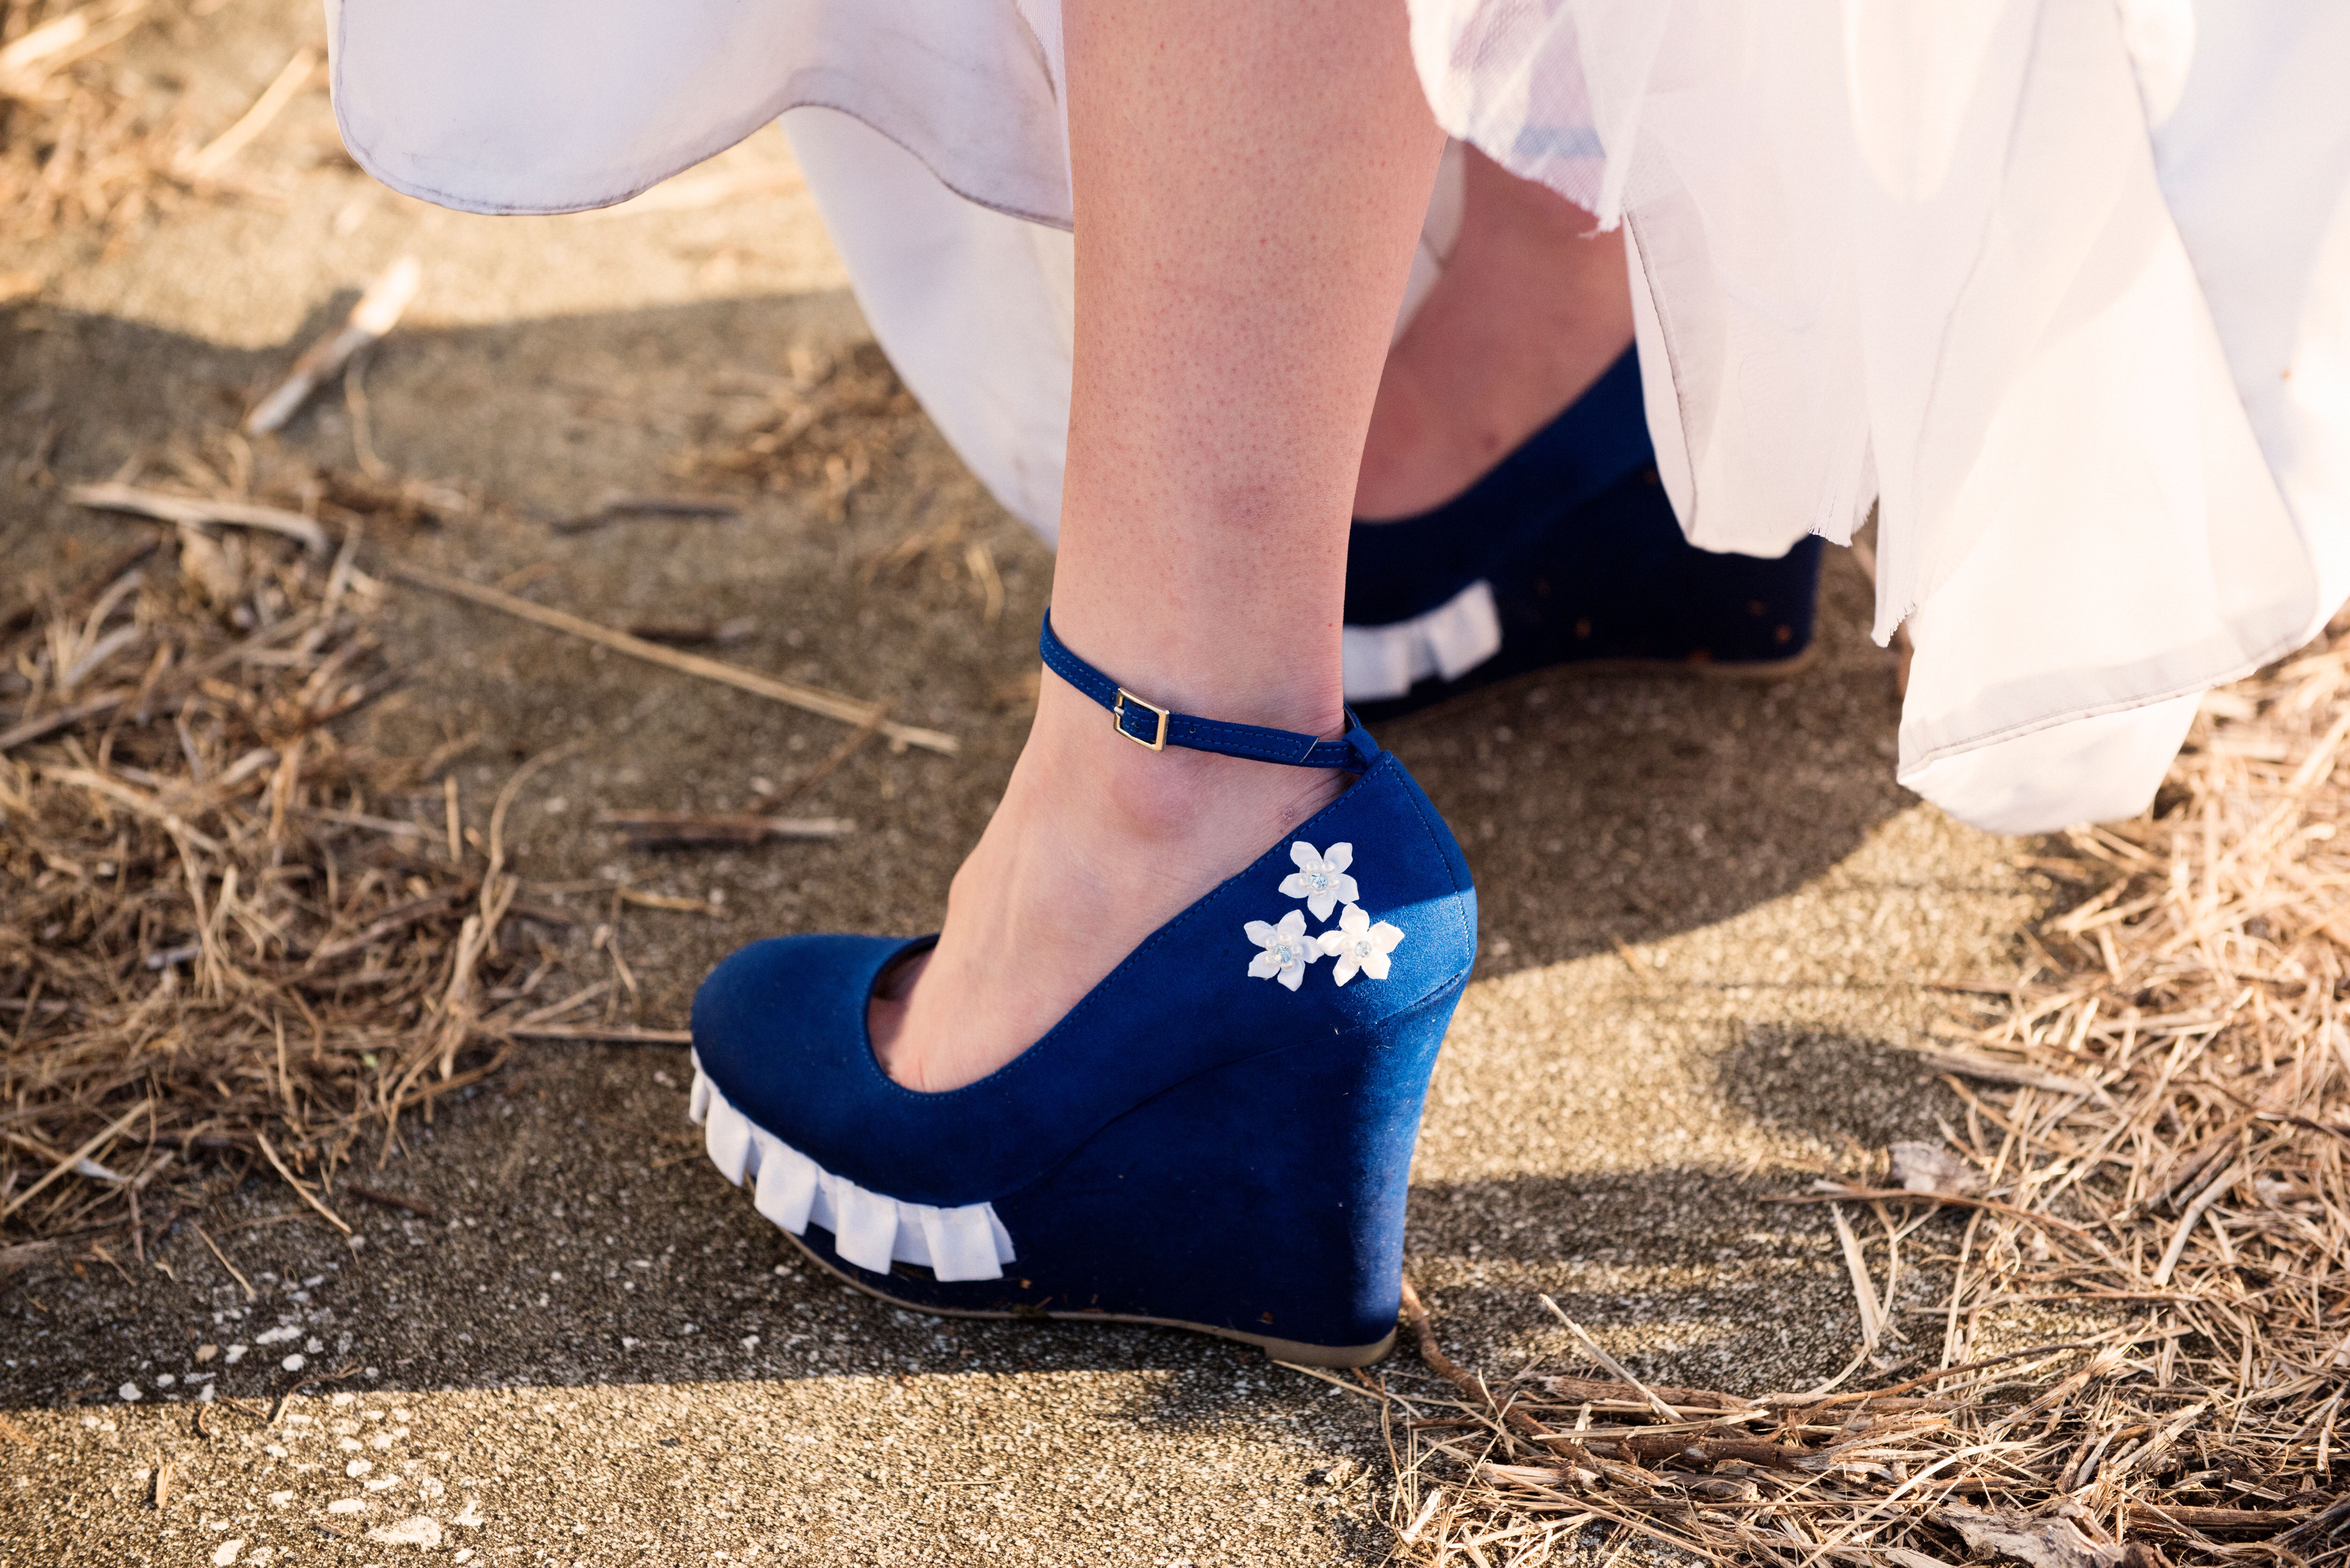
[868,675,1348,1092]
[1355,147,1635,520]
[1022,677,1346,851]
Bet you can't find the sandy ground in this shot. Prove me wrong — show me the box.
[1,5,2045,1562]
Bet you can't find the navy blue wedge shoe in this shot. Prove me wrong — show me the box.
[687,615,1478,1365]
[1343,348,1826,720]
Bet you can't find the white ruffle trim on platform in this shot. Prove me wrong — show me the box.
[1340,579,1503,703]
[688,1059,1015,1282]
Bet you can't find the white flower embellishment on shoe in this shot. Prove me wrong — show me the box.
[1320,903,1405,985]
[1280,841,1359,921]
[1244,909,1326,991]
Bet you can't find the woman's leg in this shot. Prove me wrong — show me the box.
[1355,147,1636,520]
[870,0,1446,1091]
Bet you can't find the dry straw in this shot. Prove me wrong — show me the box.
[1384,626,2350,1566]
[683,343,917,522]
[0,0,307,243]
[1,517,548,1270]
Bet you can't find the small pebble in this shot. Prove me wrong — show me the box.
[194,1345,218,1363]
[266,1491,293,1507]
[325,1498,365,1515]
[155,1374,175,1388]
[366,1516,443,1548]
[212,1539,244,1566]
[118,1383,141,1402]
[346,1459,372,1477]
[281,1354,306,1372]
[224,1345,246,1365]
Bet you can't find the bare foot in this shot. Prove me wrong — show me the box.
[1355,145,1637,520]
[867,675,1346,1093]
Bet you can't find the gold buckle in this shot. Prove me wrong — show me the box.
[1111,688,1170,751]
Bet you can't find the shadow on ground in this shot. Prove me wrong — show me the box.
[3,253,1989,1561]
[4,1025,1963,1409]
[7,275,1910,992]
[7,276,1928,1389]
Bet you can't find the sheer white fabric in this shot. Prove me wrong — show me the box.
[326,0,2350,834]
[788,108,1076,545]
[326,0,1069,222]
[1414,0,2350,831]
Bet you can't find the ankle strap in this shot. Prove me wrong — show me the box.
[1040,612,1383,772]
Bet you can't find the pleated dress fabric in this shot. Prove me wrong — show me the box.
[325,0,2350,834]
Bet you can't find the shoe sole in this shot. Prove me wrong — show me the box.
[772,1215,1399,1368]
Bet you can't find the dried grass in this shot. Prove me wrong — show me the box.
[1388,625,2350,1566]
[680,343,919,521]
[1,514,555,1257]
[3,0,198,241]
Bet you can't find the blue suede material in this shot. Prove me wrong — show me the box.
[786,986,1460,1349]
[1343,345,1826,719]
[691,752,1474,1204]
[1345,346,1651,626]
[1470,469,1825,670]
[689,748,1477,1347]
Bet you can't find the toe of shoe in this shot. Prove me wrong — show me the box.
[689,932,926,1116]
